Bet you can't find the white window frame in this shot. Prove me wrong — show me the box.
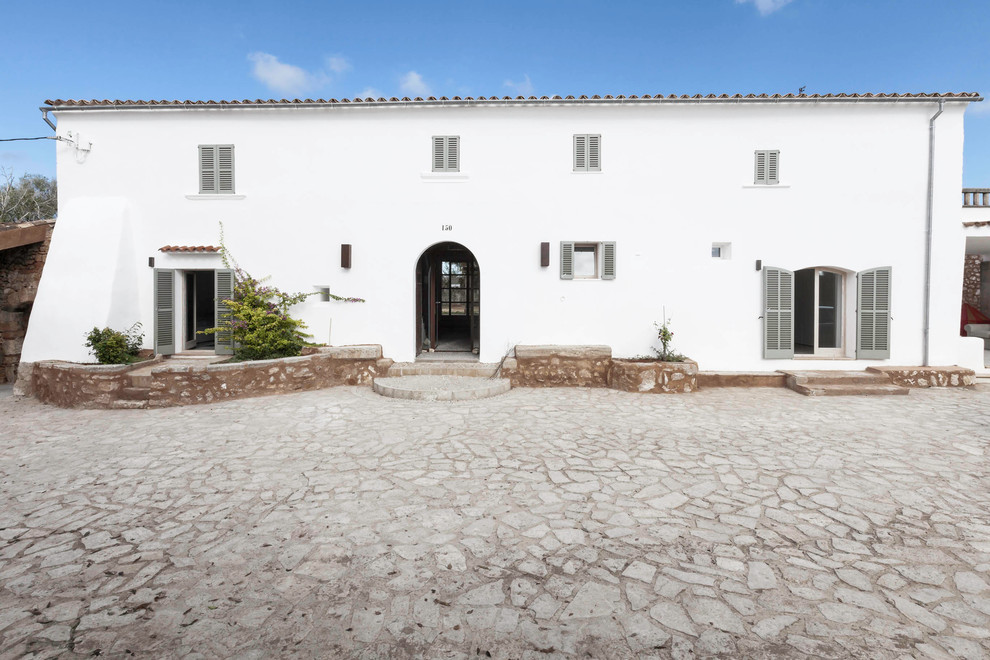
[573,243,599,279]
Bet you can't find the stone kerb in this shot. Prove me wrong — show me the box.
[31,359,158,408]
[866,365,976,388]
[148,345,392,407]
[608,358,699,393]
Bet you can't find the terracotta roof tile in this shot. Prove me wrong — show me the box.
[159,245,220,253]
[43,92,982,111]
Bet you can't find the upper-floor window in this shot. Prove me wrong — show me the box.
[573,134,601,172]
[432,136,460,172]
[754,149,779,185]
[199,145,235,194]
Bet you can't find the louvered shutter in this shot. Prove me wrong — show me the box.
[601,242,616,279]
[857,267,891,359]
[446,136,459,172]
[217,145,234,193]
[766,150,779,185]
[154,269,175,355]
[587,135,601,172]
[763,267,794,359]
[574,135,587,171]
[199,145,217,193]
[214,269,235,356]
[560,242,574,279]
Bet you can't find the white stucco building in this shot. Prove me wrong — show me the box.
[18,91,987,378]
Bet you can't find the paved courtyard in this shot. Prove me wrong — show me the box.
[1,384,989,659]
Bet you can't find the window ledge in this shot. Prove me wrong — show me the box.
[792,355,854,360]
[185,194,246,200]
[742,184,790,189]
[420,173,469,181]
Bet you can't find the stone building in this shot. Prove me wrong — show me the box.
[0,219,55,383]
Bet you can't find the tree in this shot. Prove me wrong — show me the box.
[0,169,56,223]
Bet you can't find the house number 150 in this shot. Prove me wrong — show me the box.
[441,224,453,231]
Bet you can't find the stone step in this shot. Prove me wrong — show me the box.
[781,370,893,386]
[373,375,511,401]
[118,386,150,401]
[790,382,910,397]
[109,399,148,409]
[388,362,500,378]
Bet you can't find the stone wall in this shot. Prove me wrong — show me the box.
[31,360,153,408]
[148,346,392,407]
[866,366,976,388]
[0,220,55,383]
[963,254,982,309]
[502,345,612,388]
[608,359,699,393]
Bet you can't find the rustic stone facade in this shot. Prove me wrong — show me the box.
[866,365,976,388]
[502,345,612,388]
[0,220,55,383]
[27,346,392,408]
[963,254,982,309]
[697,371,786,388]
[608,359,699,393]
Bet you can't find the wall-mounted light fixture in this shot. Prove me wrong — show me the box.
[148,257,155,268]
[540,242,550,267]
[755,260,762,271]
[341,244,352,269]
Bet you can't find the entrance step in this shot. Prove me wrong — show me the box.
[780,370,910,396]
[388,362,500,378]
[373,375,510,401]
[118,386,150,401]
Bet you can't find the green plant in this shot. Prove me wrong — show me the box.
[653,312,685,362]
[85,322,144,364]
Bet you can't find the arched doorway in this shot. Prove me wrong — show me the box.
[415,242,479,356]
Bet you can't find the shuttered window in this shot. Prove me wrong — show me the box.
[560,241,616,279]
[199,145,235,194]
[214,269,235,356]
[763,267,794,358]
[857,267,892,359]
[432,136,460,172]
[754,150,779,185]
[154,269,175,356]
[574,134,601,172]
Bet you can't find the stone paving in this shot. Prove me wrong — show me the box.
[0,384,989,659]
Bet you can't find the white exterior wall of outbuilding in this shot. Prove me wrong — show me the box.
[20,99,978,371]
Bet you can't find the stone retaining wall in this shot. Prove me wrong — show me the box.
[31,358,161,408]
[501,345,612,388]
[608,359,698,393]
[149,346,392,407]
[866,366,976,388]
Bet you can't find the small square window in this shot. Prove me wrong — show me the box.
[712,242,732,260]
[573,244,598,278]
[315,286,331,302]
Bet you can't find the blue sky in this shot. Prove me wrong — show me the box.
[2,0,989,184]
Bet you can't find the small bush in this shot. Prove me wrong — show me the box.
[653,315,685,362]
[85,322,144,364]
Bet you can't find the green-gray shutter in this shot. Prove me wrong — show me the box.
[755,150,779,185]
[560,242,574,279]
[154,269,175,356]
[446,136,459,172]
[587,135,601,172]
[857,267,891,359]
[601,242,616,279]
[214,269,235,356]
[217,145,234,193]
[432,136,458,172]
[574,135,586,171]
[199,145,216,193]
[763,267,794,359]
[766,150,779,185]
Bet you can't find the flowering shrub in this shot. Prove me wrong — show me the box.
[653,314,685,362]
[204,269,313,361]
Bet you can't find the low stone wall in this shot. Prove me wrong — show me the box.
[867,366,976,388]
[608,359,698,393]
[502,345,612,388]
[697,371,786,388]
[31,358,162,408]
[149,346,392,407]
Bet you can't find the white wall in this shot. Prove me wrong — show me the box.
[21,100,975,370]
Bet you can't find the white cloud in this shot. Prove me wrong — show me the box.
[400,71,430,97]
[735,0,794,16]
[326,56,351,74]
[503,74,534,97]
[248,52,331,96]
[357,87,383,99]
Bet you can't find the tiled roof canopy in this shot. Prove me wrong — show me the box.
[159,245,220,253]
[44,92,983,110]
